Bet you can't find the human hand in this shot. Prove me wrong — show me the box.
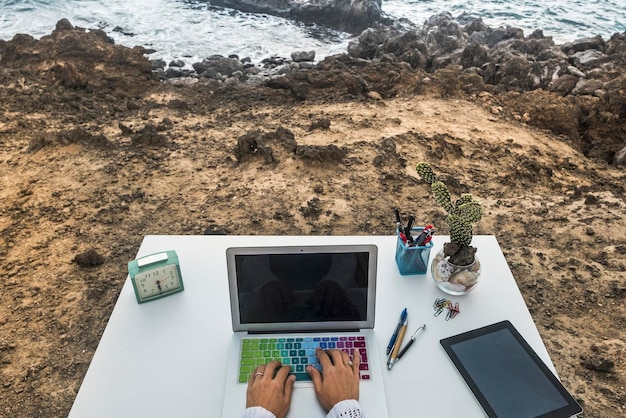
[306,348,360,411]
[312,281,350,317]
[259,280,294,313]
[246,361,296,418]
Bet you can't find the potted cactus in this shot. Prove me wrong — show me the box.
[415,162,483,295]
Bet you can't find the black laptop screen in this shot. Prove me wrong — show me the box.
[234,252,369,324]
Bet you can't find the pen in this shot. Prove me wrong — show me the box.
[404,215,415,244]
[386,308,408,355]
[387,320,408,370]
[414,225,434,246]
[394,209,407,243]
[394,208,402,231]
[396,324,426,361]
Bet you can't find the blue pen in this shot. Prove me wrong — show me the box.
[386,308,408,355]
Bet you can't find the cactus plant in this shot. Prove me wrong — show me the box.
[415,162,482,265]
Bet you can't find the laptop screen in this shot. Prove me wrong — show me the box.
[226,245,377,332]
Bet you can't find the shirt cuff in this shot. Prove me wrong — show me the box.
[327,399,363,418]
[241,406,276,418]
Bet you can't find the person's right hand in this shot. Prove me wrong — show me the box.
[306,348,360,411]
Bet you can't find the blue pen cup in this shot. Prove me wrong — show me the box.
[395,228,433,275]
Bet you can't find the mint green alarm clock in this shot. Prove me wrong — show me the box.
[128,250,184,303]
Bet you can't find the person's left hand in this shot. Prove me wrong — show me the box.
[246,361,295,418]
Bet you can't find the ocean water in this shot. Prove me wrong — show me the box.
[0,0,624,65]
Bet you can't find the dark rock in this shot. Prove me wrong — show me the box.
[112,26,135,37]
[584,194,599,205]
[498,54,532,90]
[570,49,609,68]
[152,59,167,70]
[536,47,567,61]
[431,52,463,71]
[581,355,615,373]
[604,74,626,117]
[298,61,315,70]
[572,79,604,96]
[377,30,429,70]
[208,0,385,34]
[165,67,182,78]
[234,127,298,163]
[566,65,587,78]
[421,13,465,54]
[261,56,288,68]
[235,130,271,163]
[468,26,524,48]
[290,82,310,101]
[51,62,89,88]
[461,43,491,69]
[309,118,331,131]
[266,76,292,91]
[461,15,488,35]
[443,242,477,266]
[296,144,347,163]
[131,124,168,146]
[291,50,316,62]
[204,224,229,235]
[561,35,606,55]
[549,74,579,96]
[73,249,105,268]
[54,19,74,33]
[1,19,155,93]
[193,55,244,78]
[348,27,392,59]
[169,59,185,68]
[527,60,562,90]
[300,197,323,219]
[61,128,109,147]
[614,146,626,166]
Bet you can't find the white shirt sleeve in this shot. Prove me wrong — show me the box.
[241,400,364,418]
[327,399,365,418]
[241,406,276,418]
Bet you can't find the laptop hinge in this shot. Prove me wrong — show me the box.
[247,329,361,335]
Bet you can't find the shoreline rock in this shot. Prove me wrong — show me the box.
[206,0,387,34]
[144,12,625,165]
[1,17,624,165]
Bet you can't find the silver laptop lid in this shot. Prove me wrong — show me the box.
[226,244,378,333]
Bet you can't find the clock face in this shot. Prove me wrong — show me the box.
[134,264,182,302]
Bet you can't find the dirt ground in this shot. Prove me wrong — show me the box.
[1,25,625,417]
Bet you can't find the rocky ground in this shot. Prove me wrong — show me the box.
[0,23,625,417]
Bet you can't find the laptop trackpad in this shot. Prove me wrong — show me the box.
[287,387,326,417]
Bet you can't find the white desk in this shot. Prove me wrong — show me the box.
[69,235,555,418]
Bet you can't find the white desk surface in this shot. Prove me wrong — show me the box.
[69,235,554,418]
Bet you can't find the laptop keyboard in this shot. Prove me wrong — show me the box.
[238,336,371,383]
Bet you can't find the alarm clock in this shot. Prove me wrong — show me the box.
[128,250,184,304]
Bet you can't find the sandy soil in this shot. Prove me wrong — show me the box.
[0,25,624,417]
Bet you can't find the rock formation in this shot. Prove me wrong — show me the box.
[206,0,385,34]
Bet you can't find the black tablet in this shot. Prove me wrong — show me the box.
[441,320,582,418]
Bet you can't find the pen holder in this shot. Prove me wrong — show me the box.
[395,228,433,275]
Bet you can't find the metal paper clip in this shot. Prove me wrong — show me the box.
[433,297,449,316]
[446,302,460,321]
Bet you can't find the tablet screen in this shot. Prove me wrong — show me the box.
[441,321,582,418]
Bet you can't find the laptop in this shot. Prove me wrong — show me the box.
[221,244,389,418]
